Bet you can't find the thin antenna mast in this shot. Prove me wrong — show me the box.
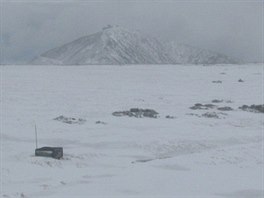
[35,123,38,149]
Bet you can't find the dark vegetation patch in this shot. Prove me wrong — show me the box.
[212,99,224,103]
[165,115,176,119]
[95,121,107,125]
[211,99,233,104]
[190,103,216,110]
[187,112,227,119]
[113,108,159,118]
[239,105,264,113]
[54,115,86,124]
[217,106,233,111]
[189,101,233,118]
[212,80,222,83]
[201,112,221,119]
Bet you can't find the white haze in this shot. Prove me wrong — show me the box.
[1,0,263,64]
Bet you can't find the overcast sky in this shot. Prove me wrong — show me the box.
[1,0,263,64]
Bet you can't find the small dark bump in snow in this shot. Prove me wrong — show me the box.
[217,106,233,111]
[95,121,107,125]
[212,80,222,83]
[165,115,176,119]
[113,108,159,118]
[239,104,264,113]
[54,115,86,124]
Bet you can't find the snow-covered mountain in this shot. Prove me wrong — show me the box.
[167,42,238,65]
[31,26,238,65]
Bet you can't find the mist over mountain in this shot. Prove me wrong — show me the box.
[31,26,239,65]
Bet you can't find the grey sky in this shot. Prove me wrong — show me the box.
[1,0,263,64]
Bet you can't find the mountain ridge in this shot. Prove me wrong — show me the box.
[31,26,239,65]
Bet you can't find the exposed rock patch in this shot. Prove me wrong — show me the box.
[95,121,107,125]
[202,112,220,119]
[201,112,227,119]
[212,80,222,83]
[54,115,86,124]
[189,102,233,118]
[187,112,227,119]
[217,107,233,111]
[212,99,224,103]
[113,108,159,118]
[165,115,176,119]
[239,105,264,113]
[212,99,233,104]
[190,103,216,110]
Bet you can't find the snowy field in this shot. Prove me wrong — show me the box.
[1,64,263,198]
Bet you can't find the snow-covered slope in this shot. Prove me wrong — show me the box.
[31,26,174,65]
[31,26,238,65]
[2,64,263,197]
[167,42,238,65]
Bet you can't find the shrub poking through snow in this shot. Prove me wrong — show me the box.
[212,99,224,103]
[187,112,226,119]
[239,105,264,113]
[212,99,233,104]
[54,115,86,124]
[112,108,159,118]
[201,112,220,119]
[212,80,222,83]
[190,103,216,110]
[95,121,107,125]
[217,107,233,111]
[165,115,176,119]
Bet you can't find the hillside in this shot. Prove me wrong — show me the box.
[31,26,238,65]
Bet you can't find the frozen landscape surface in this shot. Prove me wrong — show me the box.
[1,64,263,198]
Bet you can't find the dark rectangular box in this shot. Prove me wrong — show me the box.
[35,147,63,159]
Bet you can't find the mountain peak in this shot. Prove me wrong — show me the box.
[31,26,239,65]
[101,25,140,42]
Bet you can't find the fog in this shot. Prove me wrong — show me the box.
[1,0,263,64]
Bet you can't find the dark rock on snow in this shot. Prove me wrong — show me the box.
[113,108,159,118]
[95,121,107,125]
[217,106,233,111]
[54,115,86,124]
[212,99,224,103]
[212,80,222,83]
[239,105,264,113]
[165,115,176,119]
[190,103,216,110]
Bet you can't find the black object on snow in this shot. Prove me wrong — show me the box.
[54,115,86,124]
[217,106,233,111]
[239,104,264,113]
[190,103,216,110]
[212,80,222,83]
[113,108,159,118]
[35,147,63,159]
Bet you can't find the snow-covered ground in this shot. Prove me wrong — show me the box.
[1,64,263,198]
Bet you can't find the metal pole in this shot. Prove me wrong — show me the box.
[35,123,38,149]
